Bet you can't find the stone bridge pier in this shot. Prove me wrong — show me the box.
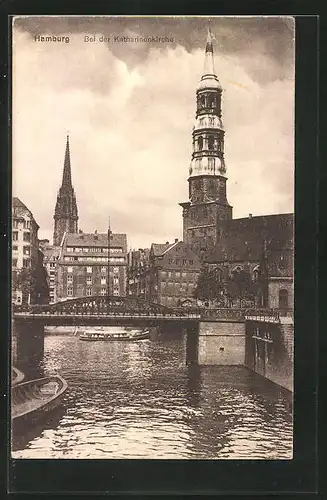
[12,321,45,378]
[186,321,246,366]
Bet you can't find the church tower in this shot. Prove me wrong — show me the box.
[53,135,79,246]
[180,29,232,256]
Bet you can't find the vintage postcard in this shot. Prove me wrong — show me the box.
[11,15,294,460]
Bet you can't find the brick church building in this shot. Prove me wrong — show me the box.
[179,29,294,310]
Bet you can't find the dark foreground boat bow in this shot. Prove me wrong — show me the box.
[12,374,68,427]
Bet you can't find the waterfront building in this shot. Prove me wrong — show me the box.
[12,197,49,304]
[127,248,150,298]
[179,29,232,257]
[53,135,79,246]
[56,230,127,300]
[148,239,201,307]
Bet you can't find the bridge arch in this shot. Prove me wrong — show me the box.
[26,295,176,316]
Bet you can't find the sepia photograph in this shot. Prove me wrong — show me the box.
[11,15,294,460]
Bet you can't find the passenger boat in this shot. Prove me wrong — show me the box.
[12,374,68,427]
[79,327,150,342]
[12,367,25,386]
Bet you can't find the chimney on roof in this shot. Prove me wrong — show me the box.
[249,214,252,219]
[79,229,83,234]
[175,238,178,243]
[95,229,97,234]
[166,241,169,245]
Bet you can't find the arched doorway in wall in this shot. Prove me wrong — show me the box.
[278,288,289,309]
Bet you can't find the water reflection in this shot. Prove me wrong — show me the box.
[12,331,293,459]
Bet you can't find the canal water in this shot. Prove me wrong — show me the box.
[12,330,293,459]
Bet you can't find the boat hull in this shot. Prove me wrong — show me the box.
[12,367,25,386]
[79,332,150,341]
[12,375,68,429]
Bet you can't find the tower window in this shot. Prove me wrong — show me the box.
[208,136,215,150]
[208,158,215,172]
[198,136,203,150]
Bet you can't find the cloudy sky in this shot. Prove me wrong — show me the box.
[12,16,295,250]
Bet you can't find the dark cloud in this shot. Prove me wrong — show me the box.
[12,16,294,249]
[14,16,294,84]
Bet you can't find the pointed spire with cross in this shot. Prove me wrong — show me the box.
[199,26,222,91]
[62,134,72,187]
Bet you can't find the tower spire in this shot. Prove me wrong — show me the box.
[62,134,72,187]
[179,27,232,256]
[53,134,79,246]
[199,27,222,91]
[203,27,215,76]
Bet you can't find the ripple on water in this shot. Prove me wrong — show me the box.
[12,334,293,459]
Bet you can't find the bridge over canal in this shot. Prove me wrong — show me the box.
[12,296,293,390]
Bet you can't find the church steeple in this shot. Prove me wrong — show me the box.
[202,28,216,79]
[62,135,72,187]
[179,29,232,256]
[53,135,79,246]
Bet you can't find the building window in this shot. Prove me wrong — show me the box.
[24,220,31,229]
[23,246,30,256]
[23,232,30,242]
[12,258,17,267]
[86,287,92,296]
[101,266,107,272]
[67,287,73,297]
[87,266,92,273]
[279,289,289,309]
[113,267,119,274]
[113,278,119,285]
[100,288,107,295]
[50,262,56,269]
[12,231,18,241]
[67,247,73,252]
[12,245,18,251]
[67,275,73,283]
[86,276,92,285]
[67,266,73,273]
[110,247,123,254]
[101,277,106,285]
[23,258,30,268]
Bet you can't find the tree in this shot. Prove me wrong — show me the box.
[12,263,49,305]
[194,266,224,304]
[226,269,260,308]
[12,267,35,305]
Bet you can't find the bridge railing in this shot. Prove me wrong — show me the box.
[13,303,292,322]
[198,308,293,321]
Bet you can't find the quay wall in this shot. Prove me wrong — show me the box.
[244,319,294,392]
